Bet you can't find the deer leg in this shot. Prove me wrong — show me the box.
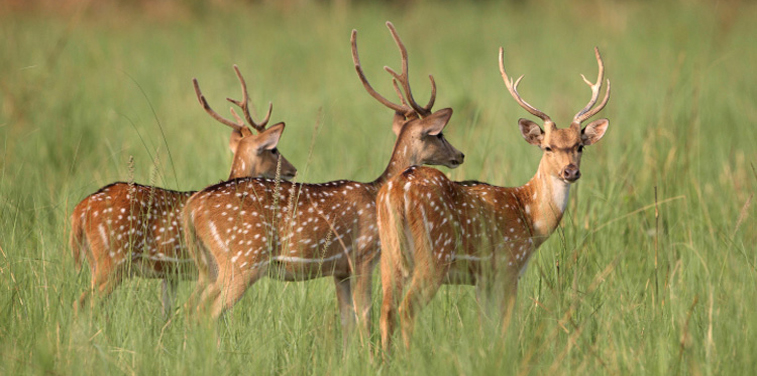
[185,266,214,317]
[334,275,356,334]
[194,279,219,318]
[74,265,98,314]
[475,270,501,328]
[398,263,444,350]
[75,276,123,316]
[185,276,206,316]
[192,263,222,319]
[185,240,218,317]
[75,260,124,315]
[352,257,378,348]
[499,275,519,333]
[379,252,408,355]
[161,278,179,319]
[209,265,265,320]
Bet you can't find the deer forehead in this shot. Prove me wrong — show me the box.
[396,120,424,139]
[544,128,581,147]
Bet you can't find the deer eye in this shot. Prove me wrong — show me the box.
[544,146,553,152]
[271,148,279,154]
[436,133,444,139]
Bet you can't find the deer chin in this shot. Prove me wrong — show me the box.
[562,175,580,184]
[443,158,464,169]
[443,161,461,169]
[278,172,297,181]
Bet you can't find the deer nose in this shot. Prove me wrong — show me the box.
[562,164,581,182]
[448,152,464,168]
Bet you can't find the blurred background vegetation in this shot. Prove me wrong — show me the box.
[1,0,756,374]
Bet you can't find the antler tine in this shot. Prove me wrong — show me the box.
[498,47,552,123]
[573,47,610,124]
[392,78,424,119]
[229,107,244,124]
[425,74,436,111]
[351,29,411,115]
[383,21,436,117]
[226,65,272,132]
[391,79,410,107]
[193,77,245,131]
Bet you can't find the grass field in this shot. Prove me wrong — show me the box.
[1,0,756,374]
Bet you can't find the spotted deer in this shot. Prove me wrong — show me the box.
[70,65,297,316]
[377,47,610,351]
[182,22,464,342]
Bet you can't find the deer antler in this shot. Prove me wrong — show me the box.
[351,29,409,116]
[383,22,436,117]
[351,22,436,118]
[193,65,273,133]
[498,47,553,124]
[193,78,244,132]
[573,47,611,124]
[226,65,273,132]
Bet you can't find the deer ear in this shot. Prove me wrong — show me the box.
[519,118,544,146]
[229,129,244,154]
[392,112,406,136]
[581,118,609,145]
[256,122,285,152]
[421,108,453,136]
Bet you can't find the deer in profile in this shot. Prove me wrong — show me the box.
[182,22,464,343]
[377,47,610,352]
[70,65,297,316]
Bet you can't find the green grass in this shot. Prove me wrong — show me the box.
[1,0,756,374]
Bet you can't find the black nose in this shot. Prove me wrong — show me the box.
[562,164,581,182]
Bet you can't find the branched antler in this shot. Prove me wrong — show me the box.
[351,22,436,118]
[226,65,273,132]
[193,65,273,133]
[573,47,610,124]
[498,47,553,124]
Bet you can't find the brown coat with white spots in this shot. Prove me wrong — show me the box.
[376,47,611,351]
[70,66,296,316]
[183,109,464,334]
[183,22,466,344]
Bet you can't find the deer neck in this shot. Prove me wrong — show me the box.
[227,151,256,180]
[517,158,571,241]
[372,138,416,187]
[227,162,246,180]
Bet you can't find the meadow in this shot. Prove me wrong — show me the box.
[1,0,756,374]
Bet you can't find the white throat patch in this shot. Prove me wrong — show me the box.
[549,175,571,213]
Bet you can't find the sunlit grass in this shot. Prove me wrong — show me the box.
[1,1,756,374]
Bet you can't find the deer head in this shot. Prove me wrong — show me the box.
[499,47,610,184]
[193,65,297,181]
[351,22,464,171]
[389,108,462,169]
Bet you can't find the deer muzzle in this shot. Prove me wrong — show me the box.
[446,151,465,169]
[561,164,581,183]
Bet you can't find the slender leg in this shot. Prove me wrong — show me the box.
[76,268,125,315]
[209,265,266,319]
[352,257,378,348]
[184,239,217,317]
[194,279,219,317]
[379,252,407,355]
[185,272,208,315]
[161,278,179,319]
[499,276,519,335]
[334,276,356,346]
[397,262,444,350]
